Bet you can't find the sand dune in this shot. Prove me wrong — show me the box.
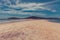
[0,19,60,40]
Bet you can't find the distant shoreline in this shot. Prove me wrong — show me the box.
[0,16,60,20]
[0,18,60,24]
[0,19,34,24]
[0,16,60,24]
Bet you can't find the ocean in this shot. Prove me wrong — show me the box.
[0,0,60,23]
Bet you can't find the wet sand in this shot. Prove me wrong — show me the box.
[0,19,60,40]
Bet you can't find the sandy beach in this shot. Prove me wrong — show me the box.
[0,19,60,40]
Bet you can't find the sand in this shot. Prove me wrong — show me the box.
[0,19,60,40]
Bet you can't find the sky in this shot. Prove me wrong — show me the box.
[0,0,60,19]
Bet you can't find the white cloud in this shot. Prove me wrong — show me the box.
[1,0,57,14]
[9,3,44,8]
[8,0,57,12]
[8,0,57,8]
[51,10,56,12]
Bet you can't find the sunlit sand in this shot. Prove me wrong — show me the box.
[0,19,60,40]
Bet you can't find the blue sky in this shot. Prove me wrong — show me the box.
[21,0,54,3]
[0,0,60,19]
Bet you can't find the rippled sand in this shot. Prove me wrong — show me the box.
[0,19,60,40]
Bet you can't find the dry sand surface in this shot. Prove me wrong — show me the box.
[0,19,60,40]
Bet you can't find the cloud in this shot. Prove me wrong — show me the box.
[8,0,57,7]
[0,0,57,13]
[7,0,57,12]
[9,3,51,12]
